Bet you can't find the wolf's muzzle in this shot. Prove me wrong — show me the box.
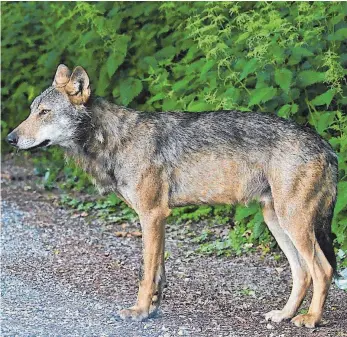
[29,139,51,150]
[6,131,18,147]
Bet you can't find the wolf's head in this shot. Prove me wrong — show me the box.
[7,64,91,150]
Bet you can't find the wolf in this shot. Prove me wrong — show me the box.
[7,64,338,328]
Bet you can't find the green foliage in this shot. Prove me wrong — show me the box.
[60,193,138,223]
[120,78,143,106]
[1,2,346,264]
[274,69,292,94]
[32,151,92,191]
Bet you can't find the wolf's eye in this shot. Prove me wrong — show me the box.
[39,109,50,116]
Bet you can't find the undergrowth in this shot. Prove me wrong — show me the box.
[2,2,346,266]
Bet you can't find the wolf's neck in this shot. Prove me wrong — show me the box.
[67,98,139,173]
[78,98,138,148]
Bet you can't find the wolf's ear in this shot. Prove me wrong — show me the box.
[53,64,71,86]
[65,66,91,105]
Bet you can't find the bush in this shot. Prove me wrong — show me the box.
[2,2,346,261]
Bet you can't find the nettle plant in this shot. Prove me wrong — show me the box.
[2,2,346,261]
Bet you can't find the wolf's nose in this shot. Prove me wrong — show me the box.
[6,132,18,146]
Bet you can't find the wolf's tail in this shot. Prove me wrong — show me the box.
[315,202,337,274]
[315,153,338,275]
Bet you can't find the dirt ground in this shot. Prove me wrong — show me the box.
[1,157,346,337]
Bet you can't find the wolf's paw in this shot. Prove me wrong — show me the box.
[119,306,149,321]
[265,309,293,323]
[291,313,320,328]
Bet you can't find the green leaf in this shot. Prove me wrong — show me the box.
[155,46,176,61]
[79,31,97,46]
[317,112,335,134]
[297,70,325,87]
[142,56,158,70]
[119,78,143,106]
[275,68,292,94]
[240,59,258,80]
[253,221,266,239]
[162,98,178,111]
[224,87,241,104]
[310,111,336,135]
[106,52,125,78]
[147,92,166,104]
[187,101,215,112]
[172,78,192,92]
[248,87,277,106]
[288,47,314,65]
[1,120,8,129]
[236,32,250,43]
[200,59,216,79]
[335,182,347,215]
[107,193,121,206]
[311,89,336,107]
[256,71,271,89]
[112,87,119,98]
[328,28,347,41]
[291,46,314,58]
[96,65,109,96]
[277,104,291,118]
[271,45,285,63]
[234,204,259,222]
[291,104,298,114]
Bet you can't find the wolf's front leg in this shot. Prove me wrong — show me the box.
[119,209,166,321]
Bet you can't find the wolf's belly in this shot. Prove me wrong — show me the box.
[168,155,268,207]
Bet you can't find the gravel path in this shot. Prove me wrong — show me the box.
[1,160,346,337]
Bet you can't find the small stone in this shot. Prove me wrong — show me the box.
[131,231,142,237]
[115,231,127,237]
[266,323,274,329]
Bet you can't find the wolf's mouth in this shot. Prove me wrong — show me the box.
[28,139,51,150]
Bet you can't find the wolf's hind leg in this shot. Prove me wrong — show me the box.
[283,222,333,328]
[262,201,311,323]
